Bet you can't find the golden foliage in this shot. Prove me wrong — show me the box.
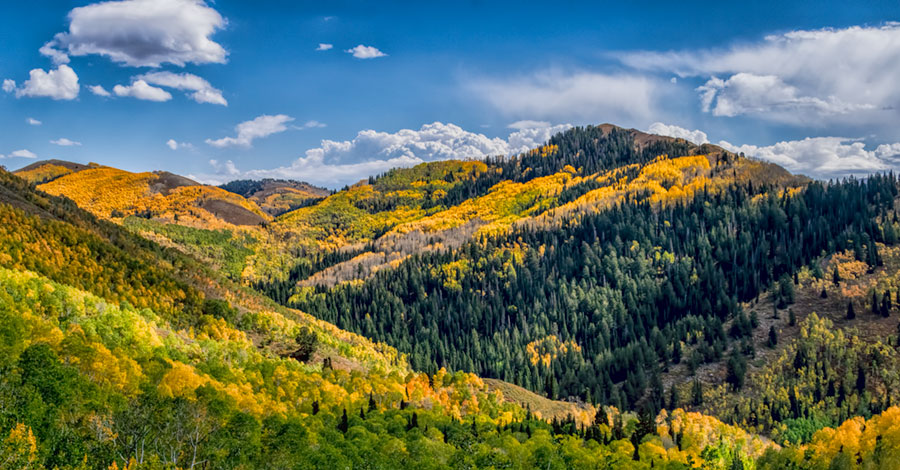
[37,166,270,229]
[0,423,39,470]
[14,163,74,184]
[525,335,582,367]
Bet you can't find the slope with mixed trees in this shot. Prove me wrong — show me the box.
[219,178,331,216]
[254,125,900,452]
[0,160,794,470]
[7,124,900,469]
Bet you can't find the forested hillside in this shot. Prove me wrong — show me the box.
[6,124,900,469]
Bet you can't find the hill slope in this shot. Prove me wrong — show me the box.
[7,124,900,469]
[16,161,270,228]
[219,178,331,216]
[0,163,800,470]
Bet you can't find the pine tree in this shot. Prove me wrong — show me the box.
[691,380,704,407]
[833,266,842,285]
[338,409,349,433]
[767,326,778,348]
[847,301,856,320]
[668,385,680,410]
[856,367,867,392]
[726,349,747,390]
[789,308,797,326]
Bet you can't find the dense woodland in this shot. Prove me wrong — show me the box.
[287,140,898,417]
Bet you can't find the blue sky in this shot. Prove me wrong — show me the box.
[2,0,900,187]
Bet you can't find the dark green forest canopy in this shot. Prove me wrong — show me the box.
[286,173,898,415]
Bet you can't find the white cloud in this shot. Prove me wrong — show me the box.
[206,114,294,148]
[875,143,900,162]
[89,85,111,97]
[647,122,709,145]
[621,24,900,124]
[506,124,573,154]
[137,71,226,105]
[302,120,327,129]
[0,149,39,160]
[200,121,572,187]
[113,80,172,102]
[507,120,551,130]
[15,65,79,100]
[719,137,893,178]
[39,42,70,65]
[209,159,240,176]
[345,45,386,59]
[45,0,227,68]
[316,43,333,51]
[166,139,192,150]
[470,71,665,125]
[696,73,873,120]
[50,138,81,146]
[2,80,15,93]
[26,118,42,126]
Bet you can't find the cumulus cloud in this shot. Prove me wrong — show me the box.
[621,24,900,123]
[2,80,15,93]
[316,43,333,51]
[113,80,172,102]
[470,71,665,125]
[14,65,79,100]
[696,73,873,119]
[875,143,900,162]
[44,0,227,68]
[206,114,294,148]
[26,118,42,126]
[719,137,894,178]
[201,121,572,187]
[0,149,38,159]
[51,138,81,146]
[89,85,111,97]
[137,71,226,105]
[167,139,179,150]
[507,124,573,154]
[345,45,386,59]
[647,122,709,145]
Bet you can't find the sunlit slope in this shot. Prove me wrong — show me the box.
[13,159,93,184]
[219,178,331,216]
[31,163,270,228]
[0,168,397,371]
[251,125,806,292]
[0,166,798,470]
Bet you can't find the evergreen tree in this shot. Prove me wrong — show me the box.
[726,349,747,391]
[668,385,680,410]
[767,326,778,348]
[847,301,856,320]
[338,409,349,433]
[691,380,704,407]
